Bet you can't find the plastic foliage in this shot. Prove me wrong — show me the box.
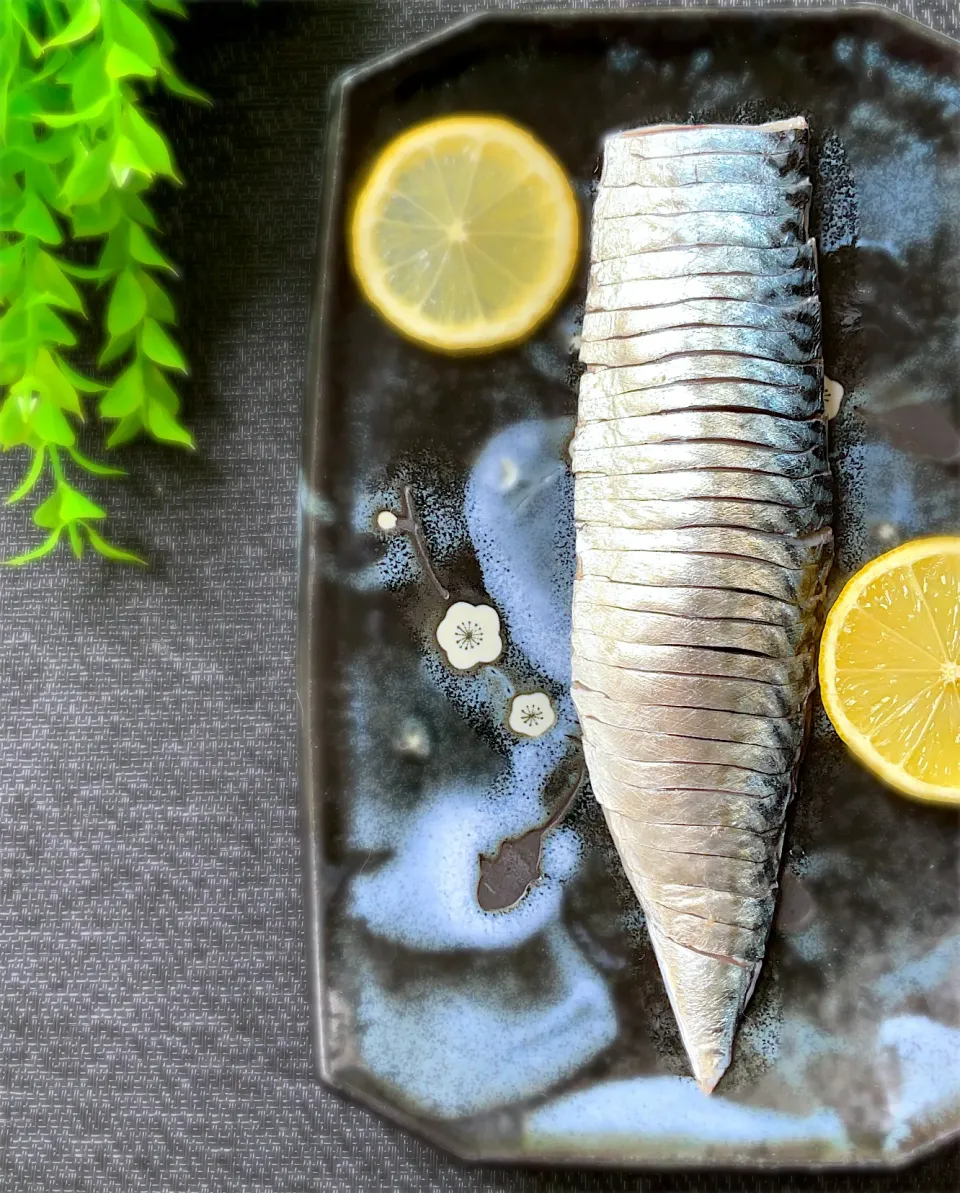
[0,0,207,565]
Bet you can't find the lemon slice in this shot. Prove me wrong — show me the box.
[819,536,960,805]
[348,115,579,353]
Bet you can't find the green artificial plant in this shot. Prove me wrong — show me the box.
[0,0,206,564]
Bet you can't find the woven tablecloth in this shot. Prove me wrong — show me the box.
[0,2,957,1190]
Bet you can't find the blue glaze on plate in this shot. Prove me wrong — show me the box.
[302,10,960,1168]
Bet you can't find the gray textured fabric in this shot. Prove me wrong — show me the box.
[0,2,957,1190]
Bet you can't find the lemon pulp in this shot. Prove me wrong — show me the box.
[819,536,960,805]
[348,115,579,353]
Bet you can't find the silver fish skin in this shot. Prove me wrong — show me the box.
[584,747,798,802]
[579,326,819,368]
[593,181,812,220]
[591,212,807,260]
[574,496,829,536]
[579,358,822,402]
[573,659,803,718]
[581,298,821,341]
[572,410,826,452]
[590,241,817,284]
[588,777,793,838]
[577,379,823,422]
[581,721,796,775]
[574,117,830,1095]
[572,601,819,658]
[571,630,814,687]
[574,577,821,630]
[586,269,817,312]
[574,688,806,750]
[600,150,807,190]
[574,471,832,508]
[574,525,833,570]
[601,118,807,165]
[572,441,828,480]
[578,549,828,606]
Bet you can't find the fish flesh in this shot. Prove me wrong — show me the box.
[572,118,833,1092]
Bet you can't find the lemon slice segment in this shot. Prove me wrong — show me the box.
[819,536,960,805]
[348,115,579,353]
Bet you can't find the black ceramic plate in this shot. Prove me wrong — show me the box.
[299,8,960,1169]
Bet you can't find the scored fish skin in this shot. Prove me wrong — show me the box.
[591,212,807,259]
[572,441,828,480]
[586,269,817,312]
[579,357,823,401]
[573,409,826,452]
[574,497,829,535]
[572,601,818,658]
[594,181,812,220]
[574,525,833,569]
[574,576,824,628]
[579,326,820,368]
[575,470,832,508]
[601,149,807,189]
[573,118,832,1092]
[581,298,821,341]
[590,242,817,284]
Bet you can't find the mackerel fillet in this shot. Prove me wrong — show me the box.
[571,118,832,1092]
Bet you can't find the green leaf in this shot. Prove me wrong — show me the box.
[32,303,78,347]
[114,1,162,67]
[143,361,180,412]
[26,130,76,165]
[34,304,78,346]
[45,0,101,48]
[58,260,110,282]
[13,193,62,244]
[0,398,28,448]
[5,448,46,505]
[68,447,125,477]
[98,328,136,367]
[128,223,175,272]
[100,363,144,417]
[105,44,155,80]
[34,347,83,414]
[30,401,76,446]
[160,65,211,105]
[33,492,63,529]
[68,524,84,557]
[61,141,113,206]
[32,251,84,312]
[141,317,187,371]
[140,271,176,322]
[98,223,130,273]
[71,192,122,237]
[124,106,178,180]
[56,356,104,392]
[84,525,144,564]
[37,97,111,128]
[107,269,147,336]
[111,134,151,184]
[120,191,157,230]
[5,530,63,566]
[149,0,187,16]
[105,410,143,447]
[147,399,194,448]
[58,484,107,522]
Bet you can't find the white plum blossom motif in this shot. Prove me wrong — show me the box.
[508,691,556,739]
[436,601,503,671]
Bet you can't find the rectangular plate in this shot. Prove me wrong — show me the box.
[299,8,960,1170]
